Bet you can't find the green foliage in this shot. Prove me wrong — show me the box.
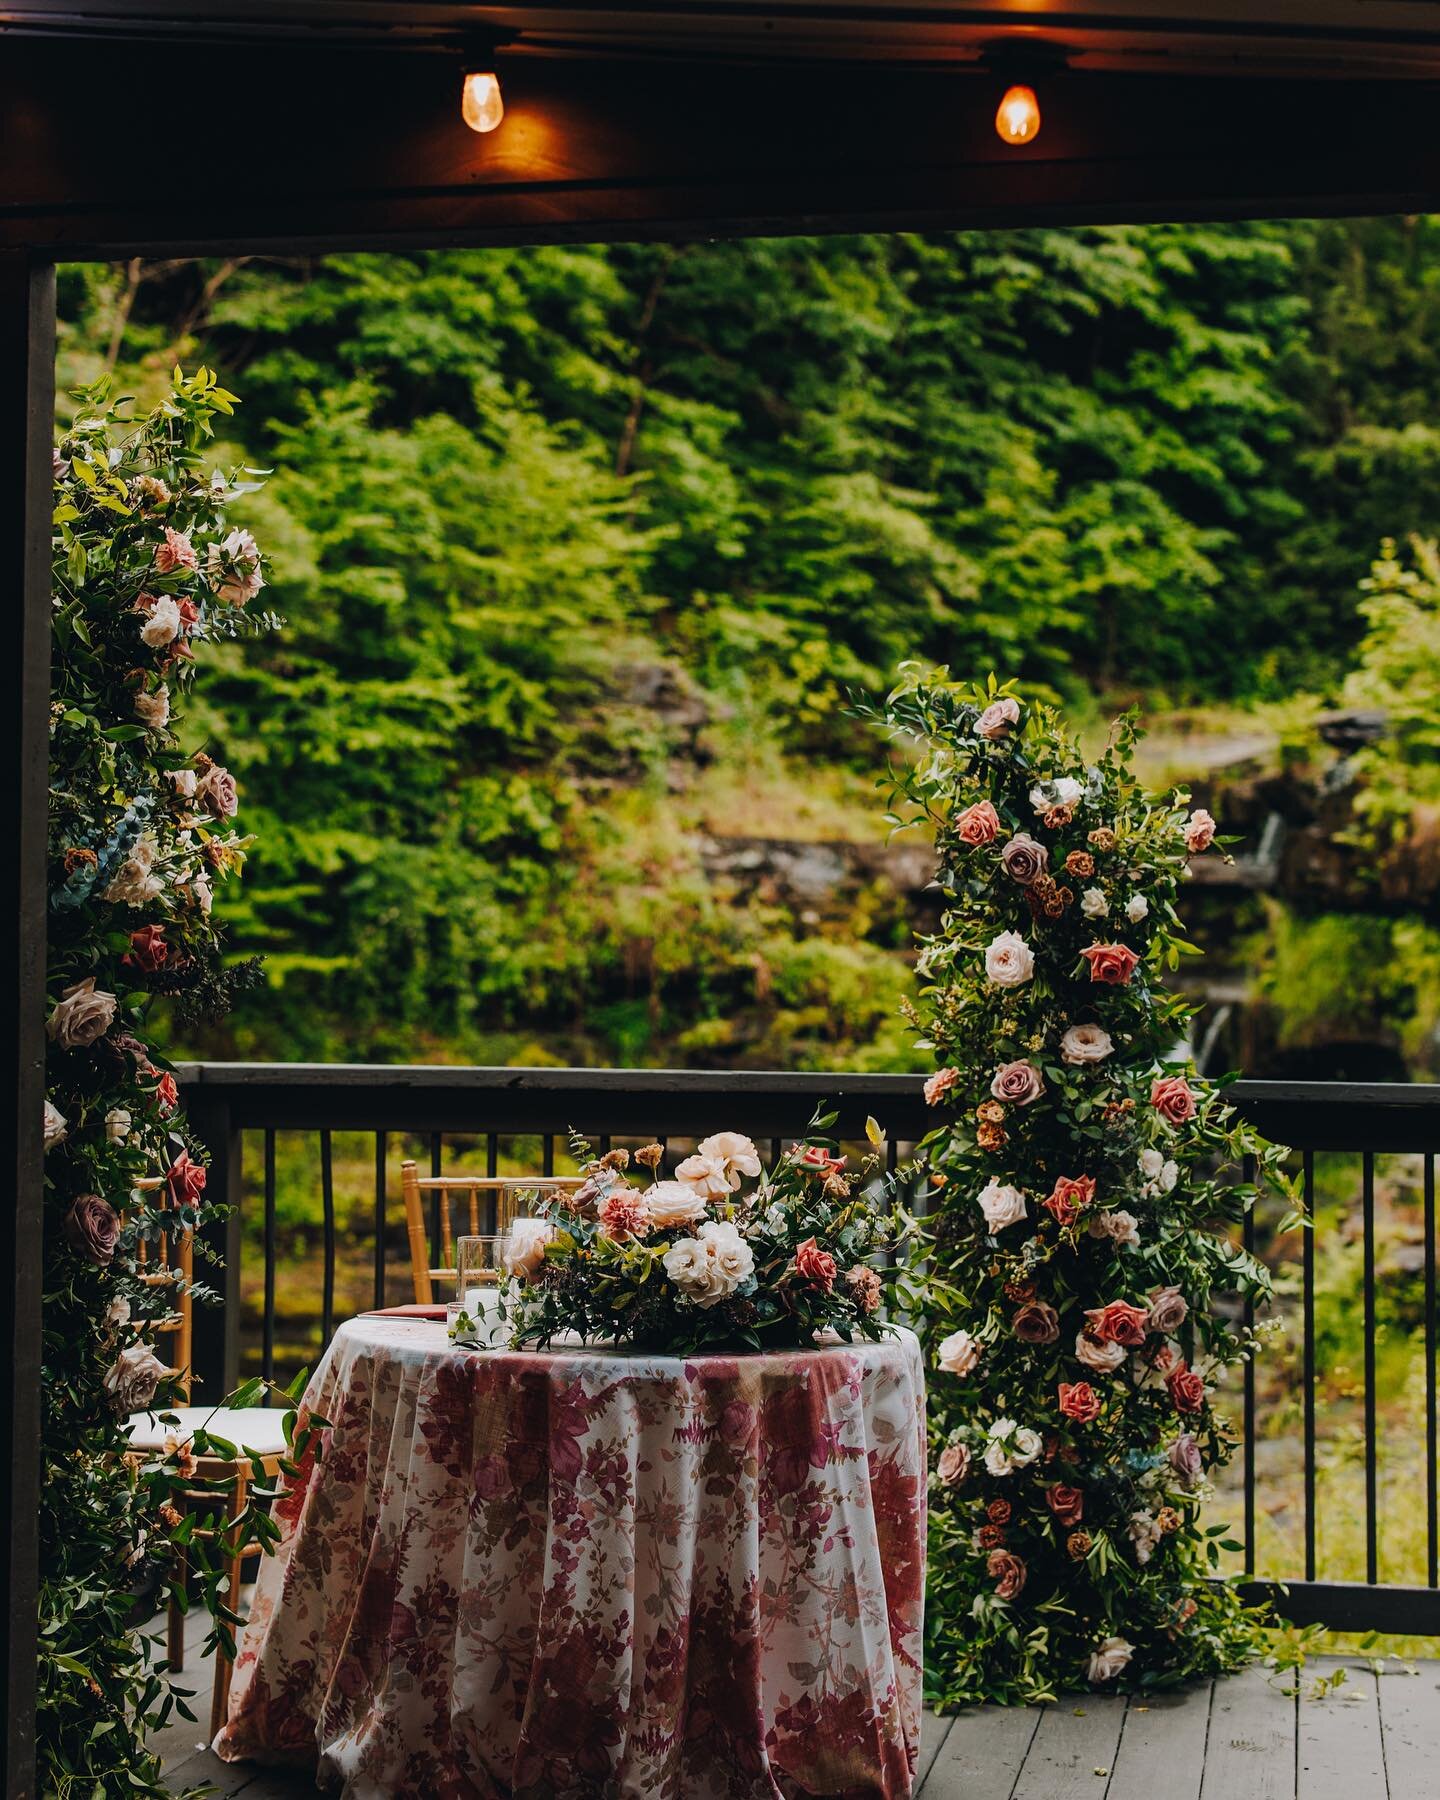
[871,672,1295,1702]
[1344,535,1440,838]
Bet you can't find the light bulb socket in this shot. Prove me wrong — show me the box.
[978,39,1071,83]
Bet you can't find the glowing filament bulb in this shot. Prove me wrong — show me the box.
[462,70,504,134]
[995,83,1041,146]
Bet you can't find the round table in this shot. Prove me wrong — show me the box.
[214,1316,926,1799]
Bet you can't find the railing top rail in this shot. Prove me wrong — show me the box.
[175,1063,1440,1152]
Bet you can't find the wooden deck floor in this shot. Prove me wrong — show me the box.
[157,1650,1436,1798]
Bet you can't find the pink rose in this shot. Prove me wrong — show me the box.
[1045,1483,1085,1527]
[196,762,239,820]
[794,1237,837,1292]
[955,799,1001,846]
[990,1060,1043,1107]
[936,1442,970,1486]
[165,1150,207,1212]
[1043,1174,1095,1226]
[976,697,1021,741]
[1083,1300,1150,1347]
[1166,1362,1206,1414]
[1150,1075,1197,1125]
[1080,943,1140,986]
[924,1066,959,1106]
[153,525,198,574]
[1058,1381,1103,1424]
[123,924,169,973]
[987,1548,1027,1599]
[1148,1286,1189,1334]
[793,1144,846,1179]
[154,1071,179,1114]
[1185,808,1216,853]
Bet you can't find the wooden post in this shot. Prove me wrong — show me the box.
[0,251,54,1800]
[185,1089,244,1403]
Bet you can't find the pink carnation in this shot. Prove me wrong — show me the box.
[153,525,198,574]
[596,1188,653,1241]
[924,1066,960,1106]
[1185,808,1216,853]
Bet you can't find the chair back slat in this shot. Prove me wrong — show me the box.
[131,1176,194,1401]
[399,1161,585,1304]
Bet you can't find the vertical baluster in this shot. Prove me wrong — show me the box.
[543,1134,555,1178]
[262,1129,276,1389]
[658,1136,668,1177]
[429,1132,443,1265]
[1426,1151,1437,1589]
[486,1131,498,1181]
[1242,1151,1256,1579]
[1302,1149,1316,1584]
[320,1128,335,1351]
[598,1134,611,1158]
[770,1138,782,1170]
[1363,1150,1378,1585]
[374,1131,388,1312]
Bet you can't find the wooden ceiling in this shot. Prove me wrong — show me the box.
[1,2,1439,254]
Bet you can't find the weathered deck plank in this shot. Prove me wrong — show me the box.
[1008,1696,1128,1800]
[912,1710,957,1793]
[1297,1660,1386,1800]
[918,1701,1040,1798]
[1375,1663,1440,1799]
[1197,1662,1297,1800]
[1106,1686,1212,1800]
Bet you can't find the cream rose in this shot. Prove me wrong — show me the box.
[674,1153,732,1201]
[138,594,183,647]
[663,1224,752,1308]
[698,1218,754,1288]
[104,1343,170,1414]
[937,1329,982,1376]
[977,1181,1027,1231]
[1081,887,1109,919]
[1075,1331,1126,1375]
[134,684,170,730]
[975,696,1021,740]
[985,930,1035,988]
[105,1107,132,1145]
[1087,1636,1134,1684]
[1060,1022,1113,1066]
[44,1100,68,1151]
[695,1131,761,1189]
[1125,894,1149,922]
[503,1216,555,1280]
[645,1180,710,1228]
[47,976,118,1048]
[1089,1208,1140,1248]
[1030,776,1083,815]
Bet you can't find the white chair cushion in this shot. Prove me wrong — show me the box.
[126,1404,290,1458]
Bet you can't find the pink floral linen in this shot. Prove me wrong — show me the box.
[215,1318,925,1799]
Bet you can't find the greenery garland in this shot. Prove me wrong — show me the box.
[869,669,1299,1704]
[43,369,294,1792]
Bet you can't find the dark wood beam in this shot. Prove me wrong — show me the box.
[1,40,1439,256]
[0,251,54,1800]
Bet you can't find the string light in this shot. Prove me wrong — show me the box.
[461,69,504,134]
[995,83,1041,146]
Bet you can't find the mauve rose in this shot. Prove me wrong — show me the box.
[990,1060,1043,1107]
[1060,1022,1114,1066]
[987,1549,1027,1600]
[955,799,1001,846]
[104,1343,170,1413]
[976,697,1021,740]
[125,924,169,973]
[1075,1331,1126,1375]
[64,1194,120,1267]
[1168,1432,1204,1487]
[1080,943,1141,986]
[1151,1075,1198,1125]
[794,1237,837,1292]
[1058,1381,1103,1424]
[166,1150,207,1212]
[1185,807,1217,853]
[999,832,1048,885]
[1166,1362,1206,1413]
[936,1442,970,1485]
[47,976,118,1048]
[1044,1173,1095,1226]
[1148,1286,1189,1334]
[1012,1301,1060,1345]
[1084,1299,1150,1347]
[196,763,239,820]
[1046,1483,1085,1526]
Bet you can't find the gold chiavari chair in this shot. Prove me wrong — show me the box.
[400,1163,585,1303]
[125,1177,288,1738]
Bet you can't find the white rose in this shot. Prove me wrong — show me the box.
[663,1234,744,1307]
[1139,1148,1179,1198]
[1088,1636,1135,1684]
[937,1329,982,1377]
[1125,894,1149,922]
[696,1131,761,1189]
[697,1219,754,1289]
[674,1153,732,1201]
[138,595,183,647]
[1030,776,1083,814]
[1081,887,1109,919]
[46,976,118,1048]
[502,1216,555,1280]
[984,930,1035,988]
[645,1180,710,1228]
[134,684,170,730]
[983,1439,1016,1478]
[1088,1208,1140,1247]
[1075,1331,1126,1374]
[1011,1427,1042,1467]
[977,1181,1027,1232]
[44,1100,68,1151]
[1060,1022,1113,1065]
[105,1108,132,1144]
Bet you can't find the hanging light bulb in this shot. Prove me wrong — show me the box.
[461,69,504,134]
[995,82,1041,146]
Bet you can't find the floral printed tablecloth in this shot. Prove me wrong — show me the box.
[214,1317,926,1800]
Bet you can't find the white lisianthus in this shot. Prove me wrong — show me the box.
[937,1329,982,1377]
[1060,1022,1114,1065]
[1138,1147,1180,1198]
[673,1153,732,1201]
[1125,894,1149,922]
[138,594,183,647]
[1029,776,1084,815]
[1081,887,1109,919]
[696,1131,761,1189]
[1088,1637,1135,1684]
[984,930,1035,988]
[44,1100,68,1151]
[1127,1510,1162,1565]
[977,1181,1027,1232]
